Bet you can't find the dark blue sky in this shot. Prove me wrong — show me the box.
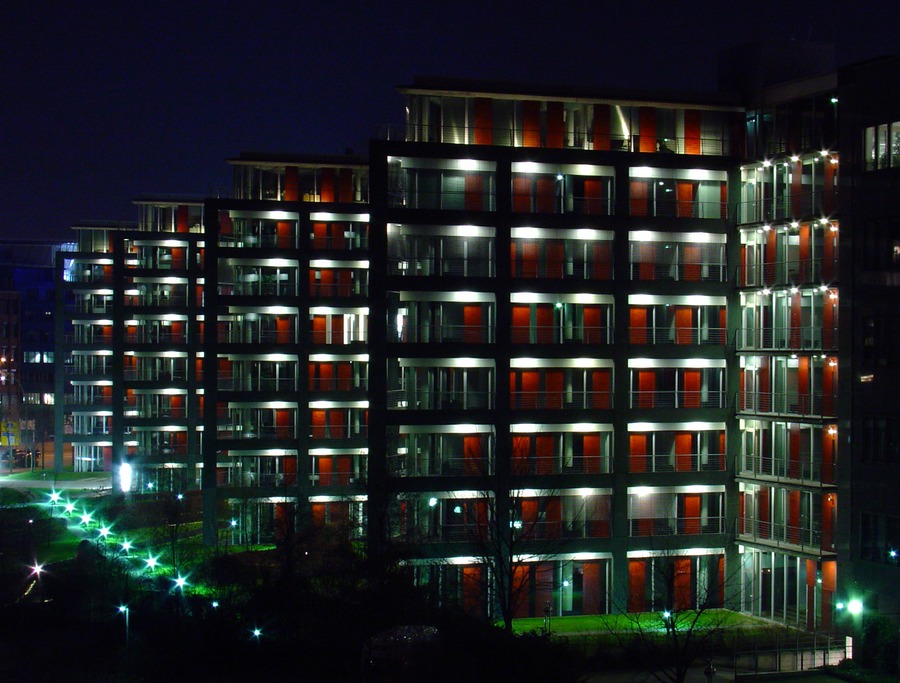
[3,0,897,240]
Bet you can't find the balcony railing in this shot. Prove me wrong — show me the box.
[390,323,494,344]
[736,454,830,485]
[388,390,493,410]
[388,190,496,212]
[309,282,368,298]
[736,191,837,225]
[630,262,727,282]
[630,391,726,409]
[510,391,612,410]
[630,516,725,536]
[511,260,612,280]
[741,257,837,287]
[310,329,368,345]
[738,518,827,554]
[387,256,495,278]
[309,377,368,392]
[629,327,726,345]
[217,330,298,344]
[511,454,612,476]
[736,327,837,351]
[216,375,299,392]
[217,425,297,439]
[310,424,368,440]
[379,123,730,156]
[387,454,494,477]
[511,325,613,345]
[740,391,836,418]
[511,194,614,216]
[629,452,726,473]
[631,199,726,219]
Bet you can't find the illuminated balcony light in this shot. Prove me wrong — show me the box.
[763,160,772,167]
[790,155,800,162]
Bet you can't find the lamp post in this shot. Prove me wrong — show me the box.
[703,658,716,682]
[118,605,130,645]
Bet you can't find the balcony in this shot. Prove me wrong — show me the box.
[629,327,726,345]
[512,325,612,345]
[390,323,494,344]
[387,389,493,410]
[217,375,299,392]
[380,124,731,157]
[736,454,830,486]
[738,519,829,554]
[387,453,493,477]
[741,257,837,288]
[511,192,613,216]
[736,327,837,351]
[510,390,612,410]
[736,191,837,225]
[630,390,726,409]
[511,453,612,476]
[739,392,836,419]
[629,452,725,473]
[630,262,727,282]
[629,515,725,536]
[387,256,495,278]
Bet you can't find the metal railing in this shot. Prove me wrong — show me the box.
[387,454,494,477]
[629,327,726,345]
[739,391,836,418]
[630,391,726,409]
[510,194,614,216]
[310,329,368,345]
[740,257,837,287]
[390,323,494,344]
[630,199,726,219]
[379,123,730,156]
[735,454,828,484]
[388,189,496,211]
[309,377,368,392]
[630,515,725,536]
[630,262,727,282]
[629,453,726,473]
[387,256,495,278]
[387,389,493,410]
[216,375,299,392]
[736,190,837,225]
[511,325,613,344]
[217,330,298,344]
[510,391,613,410]
[510,260,613,280]
[738,518,824,553]
[510,454,612,476]
[309,282,368,297]
[736,326,837,351]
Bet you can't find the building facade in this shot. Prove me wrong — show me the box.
[54,48,900,628]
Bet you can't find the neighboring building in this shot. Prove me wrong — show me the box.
[0,239,74,461]
[54,45,900,628]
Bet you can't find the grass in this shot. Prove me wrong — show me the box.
[513,609,766,635]
[3,470,110,481]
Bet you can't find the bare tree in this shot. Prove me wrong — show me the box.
[603,537,738,683]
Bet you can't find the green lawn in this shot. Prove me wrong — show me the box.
[3,471,110,482]
[513,609,766,635]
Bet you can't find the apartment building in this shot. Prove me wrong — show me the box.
[54,46,900,628]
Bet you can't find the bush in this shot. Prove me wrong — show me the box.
[858,614,899,675]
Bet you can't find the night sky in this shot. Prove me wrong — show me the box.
[4,1,897,241]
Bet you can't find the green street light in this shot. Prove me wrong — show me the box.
[848,599,863,615]
[173,575,187,590]
[145,555,159,570]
